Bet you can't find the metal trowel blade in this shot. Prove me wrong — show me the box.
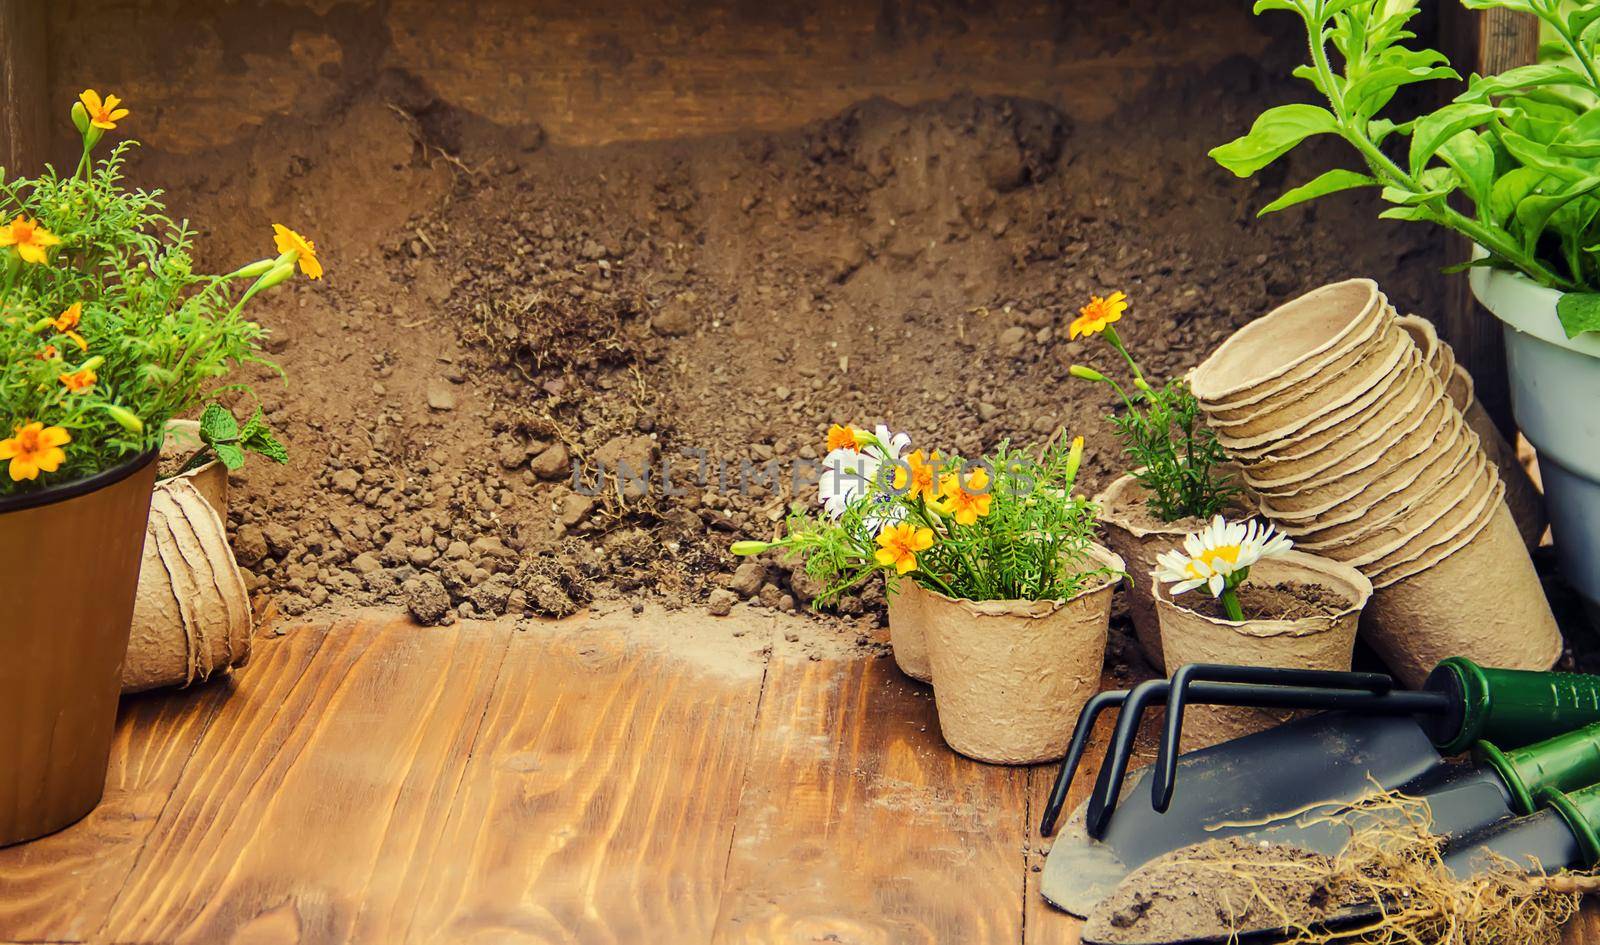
[1040,711,1446,917]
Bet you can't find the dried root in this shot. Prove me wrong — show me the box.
[1086,789,1595,945]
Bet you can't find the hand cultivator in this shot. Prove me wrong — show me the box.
[1039,659,1600,942]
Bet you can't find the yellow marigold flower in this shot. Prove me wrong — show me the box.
[78,90,130,130]
[272,223,323,279]
[0,215,62,265]
[893,449,942,502]
[50,303,87,350]
[0,422,70,482]
[58,368,96,393]
[1069,290,1128,339]
[933,466,994,526]
[874,522,935,575]
[826,423,863,453]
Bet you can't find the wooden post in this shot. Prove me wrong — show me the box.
[0,2,50,177]
[1437,5,1540,436]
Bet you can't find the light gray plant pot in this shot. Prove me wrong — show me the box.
[1470,263,1600,610]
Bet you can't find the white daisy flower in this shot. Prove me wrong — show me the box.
[1153,516,1293,599]
[868,425,912,465]
[818,446,881,519]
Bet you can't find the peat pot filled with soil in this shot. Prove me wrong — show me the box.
[921,544,1123,765]
[1095,473,1252,673]
[1154,550,1372,751]
[0,450,159,846]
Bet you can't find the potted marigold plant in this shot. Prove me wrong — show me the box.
[1066,290,1241,670]
[735,431,1125,765]
[0,92,318,845]
[1210,0,1600,615]
[1151,516,1372,750]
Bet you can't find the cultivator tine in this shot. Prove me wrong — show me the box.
[1150,665,1395,812]
[1040,664,1443,840]
[1084,678,1171,839]
[1039,689,1130,836]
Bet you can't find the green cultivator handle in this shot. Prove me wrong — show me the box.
[1476,722,1600,815]
[1540,782,1600,867]
[1423,658,1600,756]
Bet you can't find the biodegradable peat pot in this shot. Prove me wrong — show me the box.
[1192,279,1387,407]
[1155,551,1371,751]
[886,577,933,683]
[124,478,254,694]
[1362,500,1562,688]
[1471,262,1599,607]
[1206,327,1411,439]
[0,451,158,846]
[161,419,227,518]
[1447,365,1546,552]
[921,545,1123,765]
[1094,474,1252,672]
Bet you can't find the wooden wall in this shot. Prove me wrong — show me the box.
[0,2,48,177]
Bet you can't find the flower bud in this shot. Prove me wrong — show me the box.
[71,101,90,136]
[1065,435,1085,481]
[80,355,105,373]
[102,404,144,434]
[228,258,277,280]
[256,261,297,292]
[1133,377,1151,392]
[1068,365,1108,383]
[730,540,771,556]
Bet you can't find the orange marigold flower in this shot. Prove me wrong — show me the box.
[1069,290,1128,339]
[51,302,81,332]
[0,422,70,482]
[826,423,862,453]
[79,89,130,130]
[58,368,96,393]
[892,449,942,503]
[35,345,58,361]
[272,223,323,279]
[0,216,62,265]
[932,465,994,526]
[874,522,935,575]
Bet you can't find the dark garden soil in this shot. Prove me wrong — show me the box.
[1185,580,1350,622]
[82,5,1462,661]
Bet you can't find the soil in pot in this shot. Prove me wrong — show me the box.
[1181,580,1346,621]
[1157,551,1370,751]
[922,545,1122,765]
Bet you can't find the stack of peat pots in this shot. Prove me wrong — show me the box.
[1188,279,1561,687]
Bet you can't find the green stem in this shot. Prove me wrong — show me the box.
[1102,325,1147,389]
[1220,587,1245,622]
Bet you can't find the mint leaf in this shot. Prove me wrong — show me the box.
[198,403,238,443]
[1557,293,1600,338]
[213,442,247,470]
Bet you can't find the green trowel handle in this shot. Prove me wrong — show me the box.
[1539,783,1600,867]
[1476,722,1600,815]
[1426,657,1600,755]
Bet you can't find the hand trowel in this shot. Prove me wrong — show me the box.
[1038,659,1600,919]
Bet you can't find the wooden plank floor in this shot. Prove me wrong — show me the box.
[1,608,1596,945]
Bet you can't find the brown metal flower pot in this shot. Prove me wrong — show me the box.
[0,450,158,846]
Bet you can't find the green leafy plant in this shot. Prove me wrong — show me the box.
[733,430,1114,605]
[1067,291,1237,521]
[1211,0,1600,335]
[178,403,289,473]
[0,90,320,495]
